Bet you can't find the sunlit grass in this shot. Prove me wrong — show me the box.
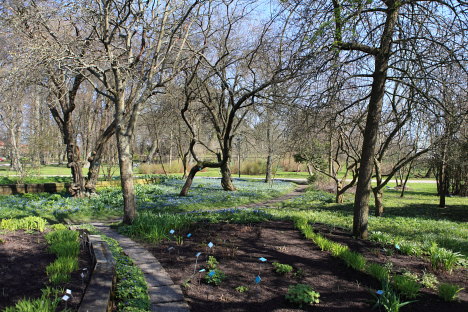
[271,183,468,258]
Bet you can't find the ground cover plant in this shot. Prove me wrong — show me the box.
[273,183,468,260]
[0,178,293,223]
[0,218,92,311]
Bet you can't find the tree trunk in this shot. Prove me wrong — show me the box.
[400,161,413,197]
[336,182,344,204]
[8,126,23,174]
[66,141,85,197]
[352,5,399,239]
[117,129,137,224]
[145,140,158,163]
[373,188,384,216]
[85,120,116,194]
[180,164,202,196]
[265,154,273,183]
[181,153,189,179]
[220,162,236,191]
[438,140,448,208]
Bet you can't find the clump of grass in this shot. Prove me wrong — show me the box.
[0,216,47,232]
[339,250,367,271]
[329,242,349,257]
[428,243,462,273]
[45,229,79,245]
[438,283,464,302]
[392,275,420,299]
[45,228,80,285]
[372,281,416,312]
[118,212,194,243]
[366,263,391,282]
[272,262,293,275]
[2,292,61,312]
[46,257,79,284]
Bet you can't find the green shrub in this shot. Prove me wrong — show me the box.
[366,263,390,282]
[438,283,464,302]
[206,256,219,270]
[392,275,420,299]
[285,284,320,307]
[203,269,226,286]
[272,262,293,275]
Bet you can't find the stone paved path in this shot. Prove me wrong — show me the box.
[92,223,190,312]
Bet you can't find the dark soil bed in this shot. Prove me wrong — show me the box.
[311,223,468,310]
[0,229,93,310]
[146,221,467,312]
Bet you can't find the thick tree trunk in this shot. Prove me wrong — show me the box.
[117,129,136,224]
[373,188,384,216]
[265,154,273,183]
[352,5,399,239]
[438,139,448,208]
[180,165,202,196]
[66,141,85,197]
[220,162,236,191]
[8,126,23,173]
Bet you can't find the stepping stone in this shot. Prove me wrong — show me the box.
[148,285,185,303]
[151,301,190,312]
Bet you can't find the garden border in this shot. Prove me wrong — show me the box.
[73,229,116,312]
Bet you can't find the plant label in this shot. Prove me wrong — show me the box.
[170,229,175,234]
[196,252,202,257]
[208,242,214,248]
[255,275,261,284]
[62,295,70,301]
[208,270,215,277]
[258,257,267,262]
[187,233,192,238]
[66,289,72,295]
[199,269,206,272]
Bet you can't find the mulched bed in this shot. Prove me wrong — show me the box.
[312,223,468,311]
[0,229,93,310]
[146,221,467,312]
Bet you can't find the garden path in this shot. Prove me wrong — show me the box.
[89,183,308,311]
[92,223,190,312]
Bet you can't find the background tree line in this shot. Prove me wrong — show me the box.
[0,0,466,238]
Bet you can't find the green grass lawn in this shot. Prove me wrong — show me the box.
[0,177,294,224]
[271,182,468,258]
